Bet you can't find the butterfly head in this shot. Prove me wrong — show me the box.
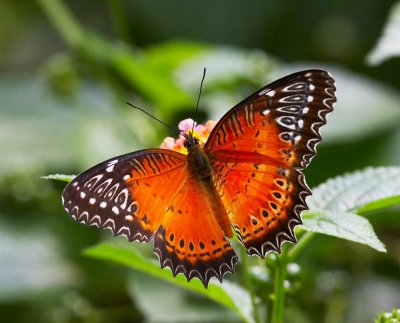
[183,131,200,147]
[182,132,202,156]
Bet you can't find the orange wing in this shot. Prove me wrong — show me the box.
[62,149,237,286]
[205,69,336,256]
[153,175,237,287]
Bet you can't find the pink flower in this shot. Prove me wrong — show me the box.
[178,118,196,133]
[160,118,216,154]
[160,137,175,150]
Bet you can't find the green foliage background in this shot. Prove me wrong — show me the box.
[0,1,399,322]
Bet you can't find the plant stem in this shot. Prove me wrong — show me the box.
[271,254,287,323]
[240,246,261,323]
[288,231,316,260]
[37,0,84,48]
[106,0,132,43]
[268,231,316,323]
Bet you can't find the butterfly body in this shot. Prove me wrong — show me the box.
[184,134,233,237]
[185,135,213,180]
[62,69,336,287]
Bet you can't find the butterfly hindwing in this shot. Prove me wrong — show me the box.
[206,69,336,256]
[153,175,238,287]
[212,160,306,256]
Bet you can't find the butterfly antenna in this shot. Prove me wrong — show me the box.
[126,102,175,133]
[191,67,207,135]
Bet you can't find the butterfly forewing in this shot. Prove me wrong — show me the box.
[205,69,336,256]
[62,149,187,242]
[205,69,335,169]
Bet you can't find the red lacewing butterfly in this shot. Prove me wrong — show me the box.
[62,69,336,287]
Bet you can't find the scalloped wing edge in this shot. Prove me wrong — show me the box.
[240,171,310,257]
[153,225,238,288]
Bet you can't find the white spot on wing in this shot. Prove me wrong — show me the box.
[100,201,107,208]
[108,159,118,165]
[80,192,86,199]
[266,90,275,97]
[112,206,120,215]
[125,215,133,221]
[123,175,130,181]
[89,198,96,205]
[262,109,271,116]
[106,165,115,172]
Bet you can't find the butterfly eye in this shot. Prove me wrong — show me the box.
[184,140,190,148]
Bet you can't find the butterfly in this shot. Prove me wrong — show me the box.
[62,69,336,287]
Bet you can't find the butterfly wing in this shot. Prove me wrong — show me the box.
[154,175,237,287]
[62,149,237,287]
[205,69,336,256]
[62,149,187,241]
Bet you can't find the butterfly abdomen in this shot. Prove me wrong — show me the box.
[186,143,233,238]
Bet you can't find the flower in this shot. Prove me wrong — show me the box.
[160,118,216,154]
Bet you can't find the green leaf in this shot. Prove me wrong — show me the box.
[84,243,254,323]
[126,274,240,322]
[107,40,208,112]
[309,167,400,213]
[301,210,386,252]
[304,167,400,251]
[357,195,400,214]
[42,174,75,182]
[366,1,400,65]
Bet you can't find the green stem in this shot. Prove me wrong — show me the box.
[271,254,287,323]
[106,0,132,43]
[240,246,261,323]
[288,231,316,261]
[37,0,84,48]
[268,232,316,322]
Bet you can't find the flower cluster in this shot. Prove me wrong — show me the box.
[160,118,216,154]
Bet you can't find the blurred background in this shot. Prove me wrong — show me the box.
[0,0,399,322]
